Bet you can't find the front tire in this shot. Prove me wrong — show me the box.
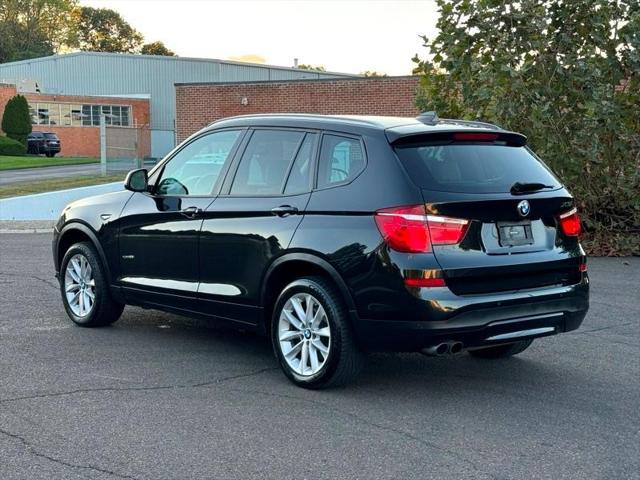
[271,277,364,389]
[468,339,533,359]
[60,242,124,327]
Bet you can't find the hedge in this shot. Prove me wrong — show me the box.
[0,135,27,156]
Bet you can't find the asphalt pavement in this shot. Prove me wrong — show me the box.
[0,164,102,185]
[0,234,638,480]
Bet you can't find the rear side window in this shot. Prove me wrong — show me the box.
[231,130,304,195]
[394,143,561,194]
[317,135,365,188]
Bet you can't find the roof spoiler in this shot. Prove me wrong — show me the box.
[416,111,503,130]
[391,130,527,147]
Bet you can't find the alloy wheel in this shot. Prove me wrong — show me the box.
[278,293,331,376]
[64,254,96,317]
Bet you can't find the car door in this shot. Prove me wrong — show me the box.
[197,129,318,324]
[117,129,244,311]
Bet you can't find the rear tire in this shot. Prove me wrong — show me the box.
[271,276,364,389]
[60,242,124,327]
[469,339,533,359]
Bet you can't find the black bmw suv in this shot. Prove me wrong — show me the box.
[53,113,589,388]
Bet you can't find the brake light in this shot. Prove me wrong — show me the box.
[375,205,431,252]
[453,132,499,142]
[559,208,582,236]
[374,205,469,253]
[579,262,587,272]
[427,215,470,245]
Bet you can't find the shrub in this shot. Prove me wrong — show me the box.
[1,94,32,145]
[0,135,27,156]
[413,0,640,256]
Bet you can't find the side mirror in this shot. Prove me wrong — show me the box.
[124,169,148,192]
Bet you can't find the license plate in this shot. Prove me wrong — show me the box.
[497,221,534,247]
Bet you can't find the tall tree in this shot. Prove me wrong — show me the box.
[0,0,77,63]
[76,6,143,53]
[141,41,175,56]
[1,94,32,145]
[413,0,640,255]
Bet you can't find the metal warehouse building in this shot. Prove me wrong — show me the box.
[0,52,353,158]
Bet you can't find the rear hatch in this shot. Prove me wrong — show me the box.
[393,131,585,295]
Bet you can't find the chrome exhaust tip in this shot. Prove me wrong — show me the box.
[421,343,449,356]
[449,341,464,355]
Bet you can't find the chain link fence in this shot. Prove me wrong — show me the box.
[100,120,157,174]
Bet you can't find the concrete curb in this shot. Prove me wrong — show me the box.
[0,221,55,233]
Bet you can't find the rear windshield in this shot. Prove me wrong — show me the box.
[44,133,58,139]
[394,143,561,194]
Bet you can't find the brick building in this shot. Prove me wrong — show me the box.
[0,83,151,158]
[175,76,420,141]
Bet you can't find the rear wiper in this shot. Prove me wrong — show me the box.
[510,182,555,195]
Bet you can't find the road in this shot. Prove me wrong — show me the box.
[0,234,638,480]
[0,164,102,185]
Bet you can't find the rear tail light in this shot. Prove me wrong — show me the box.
[558,208,582,237]
[579,262,587,272]
[374,205,469,253]
[426,215,470,245]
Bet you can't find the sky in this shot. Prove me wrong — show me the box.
[81,0,440,75]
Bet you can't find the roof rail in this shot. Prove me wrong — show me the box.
[439,118,503,130]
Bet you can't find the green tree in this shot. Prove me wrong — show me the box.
[76,6,143,53]
[141,41,175,56]
[413,0,640,255]
[297,64,326,72]
[1,95,32,145]
[0,0,77,63]
[361,70,387,77]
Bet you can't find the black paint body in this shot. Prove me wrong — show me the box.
[53,115,589,351]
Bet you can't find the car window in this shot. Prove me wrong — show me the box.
[156,130,241,196]
[230,129,304,196]
[283,133,316,195]
[44,133,58,139]
[317,134,365,188]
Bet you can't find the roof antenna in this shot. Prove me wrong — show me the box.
[416,111,439,125]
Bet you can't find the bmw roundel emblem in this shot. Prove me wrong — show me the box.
[517,200,530,217]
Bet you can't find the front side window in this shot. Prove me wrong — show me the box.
[156,130,242,196]
[317,135,365,188]
[230,130,305,196]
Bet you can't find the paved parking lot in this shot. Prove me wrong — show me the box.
[1,234,638,480]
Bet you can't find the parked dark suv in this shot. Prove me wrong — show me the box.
[53,113,589,388]
[27,131,61,157]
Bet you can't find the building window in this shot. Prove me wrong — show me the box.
[29,102,131,127]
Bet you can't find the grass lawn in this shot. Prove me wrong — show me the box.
[0,155,99,171]
[0,174,124,199]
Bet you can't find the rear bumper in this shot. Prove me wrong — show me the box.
[352,277,589,352]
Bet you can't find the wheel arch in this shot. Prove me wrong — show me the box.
[56,222,112,284]
[260,253,357,334]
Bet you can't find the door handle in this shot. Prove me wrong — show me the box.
[271,205,299,217]
[181,206,203,218]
